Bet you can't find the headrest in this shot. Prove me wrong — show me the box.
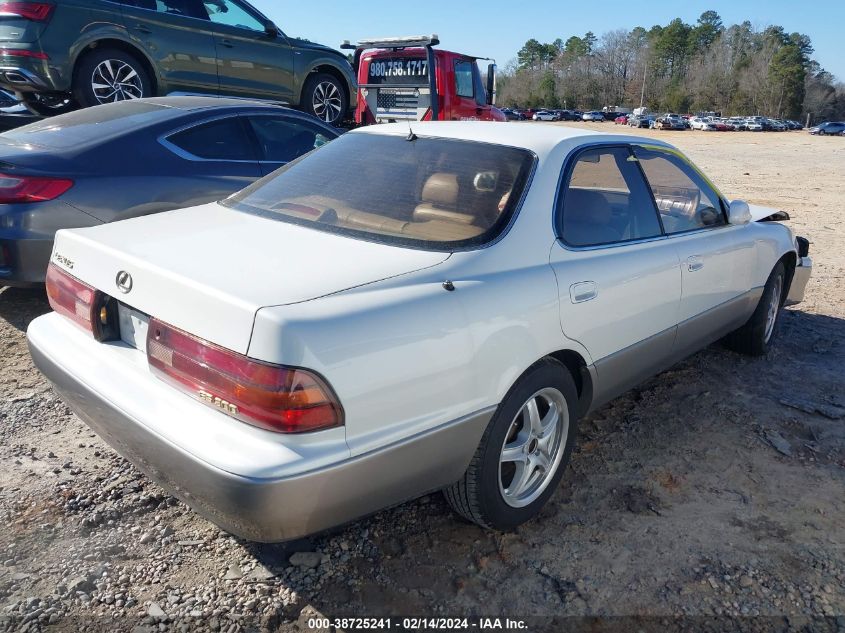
[564,188,611,225]
[421,173,459,207]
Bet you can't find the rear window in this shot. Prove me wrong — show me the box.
[223,133,534,250]
[2,102,168,149]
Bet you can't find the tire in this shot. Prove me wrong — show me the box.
[818,129,825,136]
[21,93,77,116]
[443,359,579,530]
[301,72,347,126]
[724,261,786,356]
[73,48,152,108]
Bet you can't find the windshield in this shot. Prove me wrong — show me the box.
[223,133,535,250]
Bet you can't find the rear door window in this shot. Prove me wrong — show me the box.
[243,116,335,164]
[559,146,663,247]
[165,116,257,161]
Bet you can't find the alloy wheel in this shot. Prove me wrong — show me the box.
[498,388,568,508]
[91,59,144,104]
[764,275,783,343]
[311,81,342,123]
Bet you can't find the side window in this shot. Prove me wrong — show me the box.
[454,61,474,98]
[472,65,487,107]
[166,117,256,161]
[154,0,209,19]
[245,116,333,163]
[560,147,663,247]
[202,0,264,31]
[634,147,726,234]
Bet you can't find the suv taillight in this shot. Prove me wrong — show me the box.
[0,173,72,204]
[146,319,343,434]
[0,2,54,21]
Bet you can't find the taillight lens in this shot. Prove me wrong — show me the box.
[0,2,54,21]
[45,263,97,335]
[147,318,343,434]
[0,48,49,59]
[0,173,72,204]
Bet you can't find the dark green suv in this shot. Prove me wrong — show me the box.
[0,0,356,125]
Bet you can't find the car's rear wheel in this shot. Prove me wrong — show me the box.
[73,48,152,108]
[301,73,347,126]
[724,261,786,356]
[20,93,77,116]
[443,359,579,530]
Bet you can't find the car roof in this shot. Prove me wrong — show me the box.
[0,97,305,151]
[350,121,672,158]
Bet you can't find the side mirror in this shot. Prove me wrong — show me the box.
[728,199,752,225]
[486,63,496,106]
[264,21,279,37]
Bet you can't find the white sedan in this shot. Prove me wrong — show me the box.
[690,116,717,131]
[28,123,812,542]
[532,110,558,121]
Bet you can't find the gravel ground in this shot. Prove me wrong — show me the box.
[0,128,843,633]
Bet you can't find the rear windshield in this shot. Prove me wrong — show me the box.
[2,102,168,149]
[223,133,535,250]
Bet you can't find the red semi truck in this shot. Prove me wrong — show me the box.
[341,35,505,124]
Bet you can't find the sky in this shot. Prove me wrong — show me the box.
[249,0,845,82]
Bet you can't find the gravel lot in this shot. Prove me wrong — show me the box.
[1,126,843,632]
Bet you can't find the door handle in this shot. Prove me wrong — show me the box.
[220,38,234,48]
[135,24,152,34]
[569,281,598,304]
[687,255,704,272]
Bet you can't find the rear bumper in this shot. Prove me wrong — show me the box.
[786,256,812,306]
[0,236,53,286]
[0,65,51,92]
[27,313,491,541]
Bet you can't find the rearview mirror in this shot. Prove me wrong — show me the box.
[728,199,752,225]
[264,21,279,37]
[486,63,496,106]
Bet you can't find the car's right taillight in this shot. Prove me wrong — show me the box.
[0,2,54,21]
[146,318,344,434]
[45,263,98,335]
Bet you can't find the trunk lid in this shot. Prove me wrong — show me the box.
[52,203,450,353]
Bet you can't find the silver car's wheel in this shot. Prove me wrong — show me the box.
[443,359,578,531]
[764,274,783,344]
[91,59,144,103]
[498,388,568,508]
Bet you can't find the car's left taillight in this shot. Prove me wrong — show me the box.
[147,318,344,434]
[0,172,72,204]
[0,2,54,21]
[45,263,117,340]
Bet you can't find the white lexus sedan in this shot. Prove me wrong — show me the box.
[27,123,812,542]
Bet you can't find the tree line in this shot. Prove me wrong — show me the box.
[498,11,845,123]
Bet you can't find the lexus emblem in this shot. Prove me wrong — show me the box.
[115,271,133,294]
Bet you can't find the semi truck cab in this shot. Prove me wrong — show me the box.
[342,35,505,124]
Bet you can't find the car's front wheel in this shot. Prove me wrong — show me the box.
[444,359,579,530]
[301,73,347,126]
[724,261,786,356]
[73,48,152,108]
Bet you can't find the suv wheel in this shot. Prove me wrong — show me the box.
[302,73,347,126]
[73,48,151,108]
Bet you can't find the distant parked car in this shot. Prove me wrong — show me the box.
[654,114,686,130]
[689,117,717,131]
[502,109,522,121]
[0,0,356,125]
[0,97,339,286]
[628,114,654,128]
[582,111,604,122]
[533,111,559,121]
[614,114,629,125]
[809,121,845,135]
